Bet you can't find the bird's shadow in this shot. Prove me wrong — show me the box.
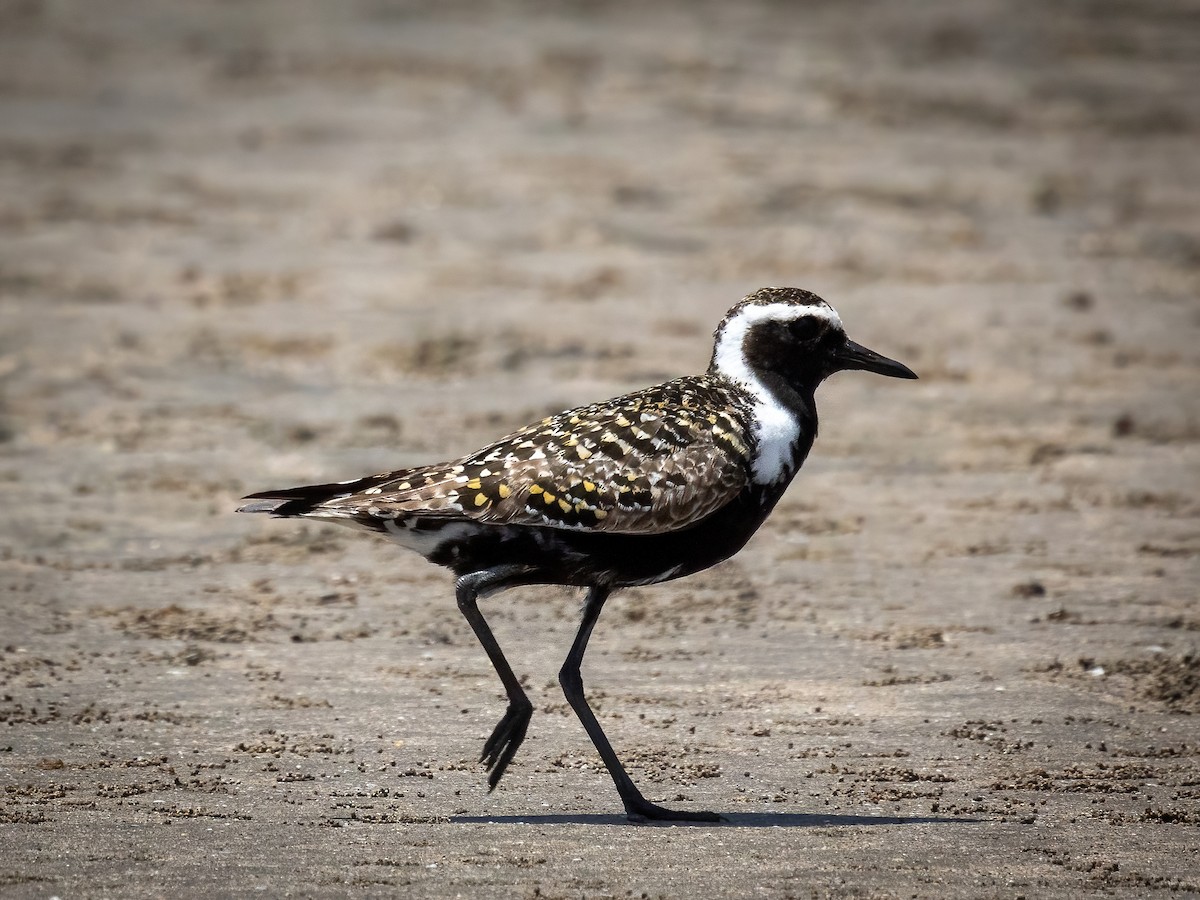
[450,811,978,828]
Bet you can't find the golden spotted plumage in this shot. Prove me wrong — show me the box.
[316,377,753,535]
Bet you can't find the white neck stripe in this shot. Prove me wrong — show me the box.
[711,302,841,485]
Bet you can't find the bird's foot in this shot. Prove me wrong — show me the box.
[624,797,725,824]
[480,699,533,790]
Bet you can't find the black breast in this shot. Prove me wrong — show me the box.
[426,483,784,588]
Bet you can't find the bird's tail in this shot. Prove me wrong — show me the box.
[236,496,295,515]
[237,474,398,518]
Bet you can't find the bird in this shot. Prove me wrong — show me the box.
[238,286,917,822]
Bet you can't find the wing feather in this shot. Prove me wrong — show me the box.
[309,377,754,536]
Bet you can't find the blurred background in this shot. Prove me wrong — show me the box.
[1,0,1197,895]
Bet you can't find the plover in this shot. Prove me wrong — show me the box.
[239,286,917,821]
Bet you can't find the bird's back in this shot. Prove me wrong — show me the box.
[241,373,778,537]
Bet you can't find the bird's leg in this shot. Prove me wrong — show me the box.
[455,569,533,789]
[559,586,723,823]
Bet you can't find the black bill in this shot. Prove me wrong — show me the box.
[835,339,918,379]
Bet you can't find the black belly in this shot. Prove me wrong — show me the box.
[424,487,780,588]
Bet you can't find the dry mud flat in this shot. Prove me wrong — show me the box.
[1,1,1199,898]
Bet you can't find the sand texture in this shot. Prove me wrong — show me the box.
[2,1,1198,897]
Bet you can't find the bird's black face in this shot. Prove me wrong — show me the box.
[744,312,917,389]
[741,313,836,391]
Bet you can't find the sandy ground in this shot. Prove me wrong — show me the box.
[2,1,1199,897]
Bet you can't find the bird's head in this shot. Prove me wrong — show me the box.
[709,287,917,394]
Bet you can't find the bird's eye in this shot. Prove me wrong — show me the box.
[788,318,823,342]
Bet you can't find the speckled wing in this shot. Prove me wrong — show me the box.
[321,377,754,536]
